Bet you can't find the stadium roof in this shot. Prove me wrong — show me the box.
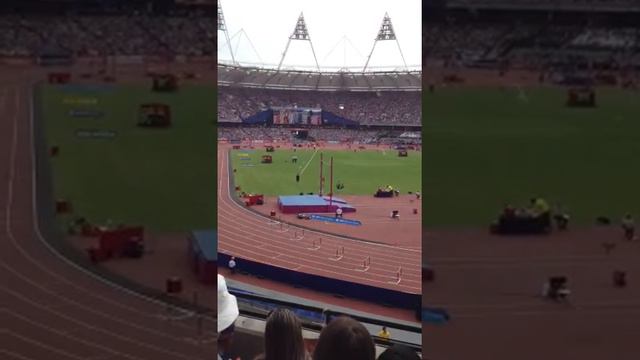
[218,0,421,72]
[217,63,421,91]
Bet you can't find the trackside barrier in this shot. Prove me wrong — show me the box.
[218,252,420,310]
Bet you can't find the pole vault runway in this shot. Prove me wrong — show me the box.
[1,76,214,359]
[217,146,421,295]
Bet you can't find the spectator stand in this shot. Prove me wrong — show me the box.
[226,288,422,358]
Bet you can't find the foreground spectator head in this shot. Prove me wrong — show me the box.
[218,274,239,332]
[377,344,421,360]
[313,316,375,360]
[218,274,239,358]
[256,308,307,360]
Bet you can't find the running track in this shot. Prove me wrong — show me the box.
[217,146,421,295]
[1,77,214,359]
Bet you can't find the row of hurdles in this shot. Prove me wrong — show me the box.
[264,219,406,285]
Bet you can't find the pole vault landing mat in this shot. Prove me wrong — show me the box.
[309,214,362,226]
[277,195,356,214]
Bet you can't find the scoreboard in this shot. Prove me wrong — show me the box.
[273,107,322,125]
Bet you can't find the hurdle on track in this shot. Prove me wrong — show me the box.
[157,291,198,321]
[388,266,402,285]
[157,305,195,321]
[276,221,290,233]
[308,237,322,250]
[329,246,345,261]
[355,256,371,272]
[291,229,305,240]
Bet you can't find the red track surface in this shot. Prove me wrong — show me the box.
[217,146,421,295]
[424,227,640,360]
[1,76,214,359]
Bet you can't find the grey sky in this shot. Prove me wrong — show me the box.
[218,0,421,71]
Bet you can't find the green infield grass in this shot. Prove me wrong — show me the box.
[40,84,215,233]
[423,86,640,227]
[229,148,421,196]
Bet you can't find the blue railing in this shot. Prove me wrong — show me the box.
[230,287,325,324]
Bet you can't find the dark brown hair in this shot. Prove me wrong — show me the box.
[313,316,375,360]
[255,308,307,360]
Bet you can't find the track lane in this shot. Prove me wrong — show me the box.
[1,79,214,359]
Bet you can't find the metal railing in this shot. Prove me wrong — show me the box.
[229,288,422,353]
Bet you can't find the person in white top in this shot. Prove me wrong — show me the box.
[228,256,236,274]
[335,208,343,218]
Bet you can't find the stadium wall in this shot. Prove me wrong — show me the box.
[218,252,420,310]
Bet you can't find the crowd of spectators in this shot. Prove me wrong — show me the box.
[0,12,214,57]
[218,87,421,125]
[424,11,640,72]
[446,0,640,8]
[218,127,293,142]
[218,274,421,360]
[218,127,421,145]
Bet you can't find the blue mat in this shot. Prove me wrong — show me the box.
[191,230,216,262]
[279,195,328,206]
[309,214,362,226]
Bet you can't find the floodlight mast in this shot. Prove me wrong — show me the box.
[363,12,408,72]
[221,28,265,65]
[277,13,321,72]
[218,0,236,64]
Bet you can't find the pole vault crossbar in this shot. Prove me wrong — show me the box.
[329,157,333,206]
[319,153,323,196]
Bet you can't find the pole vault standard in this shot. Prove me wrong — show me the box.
[319,153,323,196]
[329,157,334,206]
[217,0,236,64]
